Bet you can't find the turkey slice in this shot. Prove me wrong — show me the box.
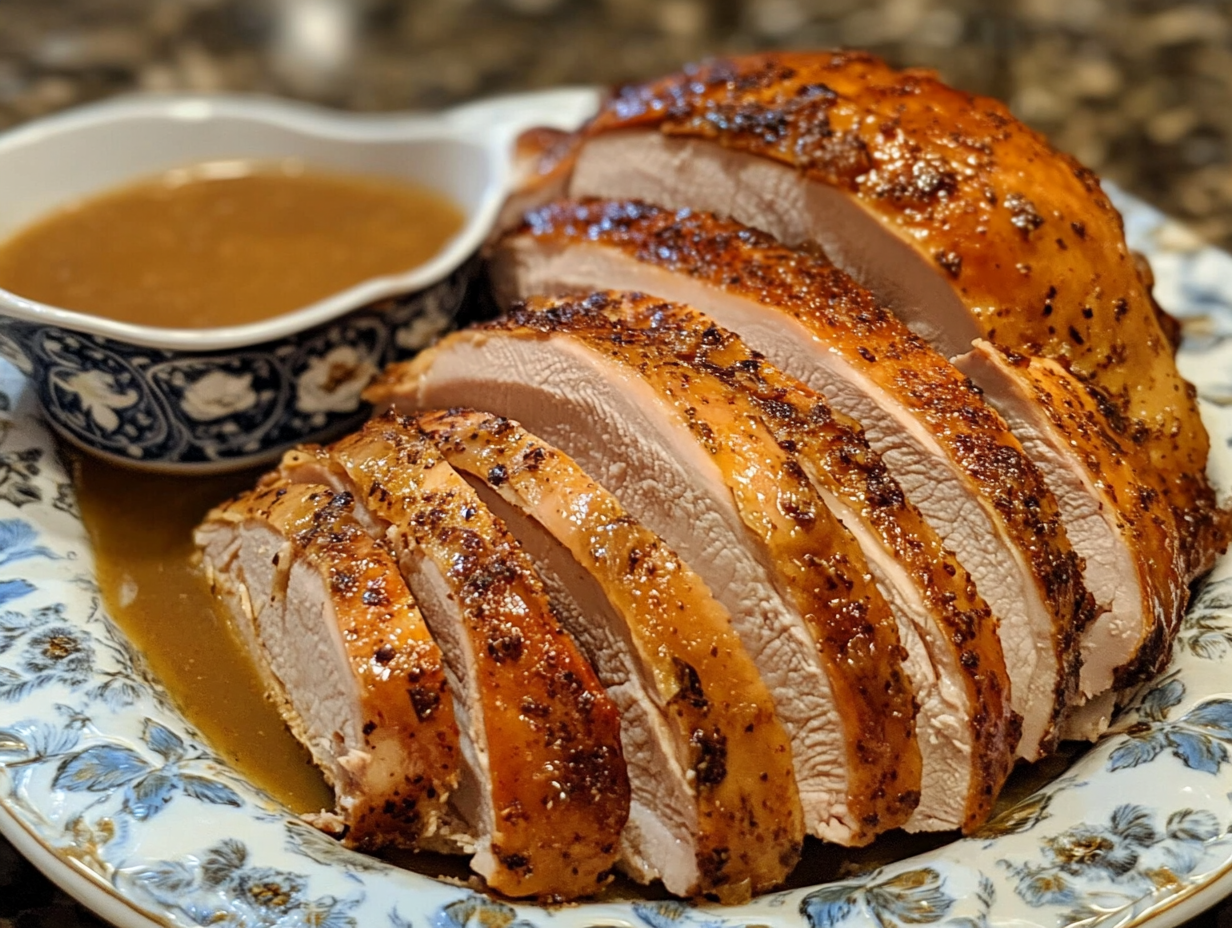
[492,200,1094,757]
[418,408,803,899]
[275,417,629,901]
[584,300,1019,830]
[953,343,1186,699]
[368,291,923,846]
[196,480,461,851]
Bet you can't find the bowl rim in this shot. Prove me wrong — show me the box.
[0,89,598,353]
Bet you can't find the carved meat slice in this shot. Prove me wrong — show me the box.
[953,343,1186,697]
[275,418,629,901]
[586,302,1019,831]
[195,480,461,852]
[492,201,1090,757]
[417,409,803,898]
[368,292,923,846]
[515,50,1226,590]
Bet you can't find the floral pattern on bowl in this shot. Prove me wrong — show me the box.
[0,189,1231,928]
[0,258,473,472]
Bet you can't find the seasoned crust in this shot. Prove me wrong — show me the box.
[199,479,462,852]
[465,291,924,843]
[419,408,804,897]
[503,200,1091,746]
[575,51,1227,577]
[279,417,630,901]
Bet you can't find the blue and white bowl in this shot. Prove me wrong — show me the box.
[0,89,600,472]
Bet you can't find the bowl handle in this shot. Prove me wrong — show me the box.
[443,86,602,150]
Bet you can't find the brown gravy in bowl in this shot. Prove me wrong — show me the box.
[0,161,464,329]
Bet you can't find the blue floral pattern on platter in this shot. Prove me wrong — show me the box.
[0,260,473,469]
[0,190,1231,928]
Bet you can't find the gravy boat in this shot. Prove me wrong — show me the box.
[0,88,599,472]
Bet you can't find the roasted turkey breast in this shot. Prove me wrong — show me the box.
[492,201,1094,754]
[417,409,804,899]
[513,51,1226,584]
[274,417,629,901]
[369,294,923,845]
[954,343,1185,691]
[196,480,461,852]
[194,48,1228,904]
[580,300,1019,830]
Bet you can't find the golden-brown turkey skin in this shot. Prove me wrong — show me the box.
[281,417,629,901]
[506,200,1091,737]
[577,51,1226,574]
[599,300,1019,829]
[973,346,1184,684]
[419,409,804,898]
[201,480,460,852]
[404,291,924,844]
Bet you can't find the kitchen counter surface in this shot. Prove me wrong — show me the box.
[1,1,1230,926]
[3,0,1231,248]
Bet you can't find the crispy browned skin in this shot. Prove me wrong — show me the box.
[280,417,629,901]
[594,299,1018,830]
[201,480,461,851]
[576,51,1227,575]
[980,347,1186,683]
[408,291,923,843]
[419,409,804,897]
[507,200,1092,738]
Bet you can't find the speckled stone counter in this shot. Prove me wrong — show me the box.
[3,0,1231,248]
[2,1,1231,926]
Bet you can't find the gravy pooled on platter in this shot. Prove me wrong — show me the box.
[0,160,464,329]
[74,455,332,815]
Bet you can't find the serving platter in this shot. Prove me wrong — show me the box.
[0,153,1231,928]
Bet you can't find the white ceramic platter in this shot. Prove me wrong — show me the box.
[1,114,1232,928]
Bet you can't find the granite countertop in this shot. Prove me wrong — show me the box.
[2,1,1231,926]
[2,0,1231,248]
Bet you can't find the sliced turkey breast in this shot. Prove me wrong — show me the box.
[274,418,629,901]
[516,51,1225,581]
[368,292,923,846]
[580,301,1017,830]
[417,409,803,899]
[954,342,1185,690]
[492,200,1088,758]
[195,480,461,852]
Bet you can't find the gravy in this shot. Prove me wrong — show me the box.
[0,161,464,329]
[75,454,332,814]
